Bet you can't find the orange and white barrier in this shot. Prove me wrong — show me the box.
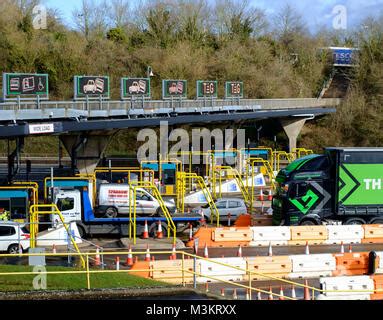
[288,254,336,279]
[197,257,246,283]
[317,276,374,300]
[325,225,363,244]
[250,226,289,246]
[187,224,383,249]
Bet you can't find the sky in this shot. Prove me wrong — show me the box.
[43,0,383,33]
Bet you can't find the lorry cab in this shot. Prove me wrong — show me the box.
[272,153,334,226]
[54,189,82,225]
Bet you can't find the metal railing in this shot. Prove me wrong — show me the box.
[0,249,378,300]
[0,98,341,121]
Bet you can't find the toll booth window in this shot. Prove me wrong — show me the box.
[163,169,175,185]
[0,226,16,236]
[0,200,10,213]
[300,156,329,171]
[10,198,27,219]
[57,198,74,211]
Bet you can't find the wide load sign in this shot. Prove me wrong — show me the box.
[3,73,49,100]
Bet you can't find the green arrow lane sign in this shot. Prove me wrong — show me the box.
[338,164,383,205]
[289,189,319,214]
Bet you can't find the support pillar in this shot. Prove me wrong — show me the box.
[60,132,115,174]
[280,118,306,153]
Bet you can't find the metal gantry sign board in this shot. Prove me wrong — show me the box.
[2,73,49,101]
[196,80,218,99]
[74,76,110,99]
[225,81,244,98]
[121,78,151,99]
[162,80,188,99]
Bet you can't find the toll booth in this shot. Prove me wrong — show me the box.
[0,190,29,222]
[141,162,178,196]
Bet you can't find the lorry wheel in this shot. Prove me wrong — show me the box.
[149,223,167,238]
[344,218,365,225]
[105,207,118,218]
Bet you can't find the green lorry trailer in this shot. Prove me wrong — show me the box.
[272,147,383,226]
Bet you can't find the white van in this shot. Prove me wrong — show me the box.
[97,184,176,217]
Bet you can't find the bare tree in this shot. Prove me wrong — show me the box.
[273,4,307,46]
[108,0,130,28]
[72,0,110,40]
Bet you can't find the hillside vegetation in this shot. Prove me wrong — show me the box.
[0,0,382,154]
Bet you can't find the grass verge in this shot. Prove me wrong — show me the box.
[0,265,169,292]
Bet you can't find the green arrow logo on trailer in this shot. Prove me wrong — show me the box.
[339,165,360,203]
[289,189,319,214]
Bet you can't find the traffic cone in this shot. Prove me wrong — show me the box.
[237,245,243,257]
[340,241,344,254]
[305,241,310,255]
[268,242,273,256]
[142,220,149,239]
[221,288,225,297]
[189,223,193,241]
[268,286,273,300]
[233,289,238,300]
[279,286,285,300]
[349,244,353,253]
[291,285,296,299]
[95,247,101,266]
[145,244,151,262]
[156,221,163,239]
[52,244,57,254]
[170,243,177,260]
[126,245,133,266]
[304,280,311,300]
[204,243,209,258]
[257,291,262,300]
[115,256,120,270]
[268,189,273,201]
[259,188,264,201]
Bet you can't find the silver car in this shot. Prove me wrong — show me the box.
[194,198,247,223]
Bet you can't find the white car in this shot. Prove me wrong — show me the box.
[193,198,247,223]
[0,222,30,254]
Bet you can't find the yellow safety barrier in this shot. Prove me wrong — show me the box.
[212,166,250,206]
[140,159,182,196]
[128,181,177,245]
[0,184,39,223]
[177,172,219,226]
[28,204,85,268]
[272,151,294,172]
[44,175,96,207]
[94,168,155,186]
[0,250,379,299]
[292,148,314,159]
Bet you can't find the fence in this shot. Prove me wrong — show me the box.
[0,249,381,300]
